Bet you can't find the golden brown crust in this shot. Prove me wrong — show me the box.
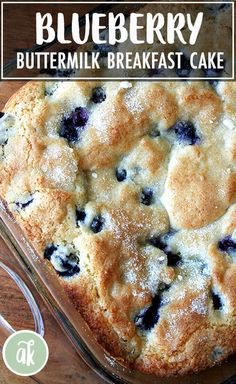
[162,146,234,229]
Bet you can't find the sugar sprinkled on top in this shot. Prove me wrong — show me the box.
[41,143,77,191]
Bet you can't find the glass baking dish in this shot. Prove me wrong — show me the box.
[1,195,236,384]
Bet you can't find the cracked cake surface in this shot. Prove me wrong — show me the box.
[0,79,236,376]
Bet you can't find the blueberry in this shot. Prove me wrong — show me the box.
[59,107,89,143]
[149,237,166,251]
[149,235,181,267]
[58,261,80,277]
[90,215,104,233]
[57,252,80,277]
[175,54,191,78]
[134,284,170,330]
[0,112,5,119]
[166,250,181,267]
[71,107,89,127]
[140,188,153,206]
[218,235,236,256]
[15,196,34,209]
[91,87,106,104]
[76,208,86,224]
[59,122,78,143]
[44,244,80,277]
[135,294,162,330]
[116,168,127,182]
[173,121,200,145]
[44,244,58,260]
[211,291,223,310]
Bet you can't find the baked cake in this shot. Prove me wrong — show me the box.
[0,2,236,378]
[0,79,236,376]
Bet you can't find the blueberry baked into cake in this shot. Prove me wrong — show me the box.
[0,79,236,376]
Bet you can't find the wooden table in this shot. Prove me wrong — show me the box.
[0,83,102,384]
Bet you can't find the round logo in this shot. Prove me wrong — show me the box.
[2,330,49,376]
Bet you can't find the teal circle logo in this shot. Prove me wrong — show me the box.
[2,330,49,376]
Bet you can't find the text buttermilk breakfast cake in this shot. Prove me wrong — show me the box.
[0,79,236,376]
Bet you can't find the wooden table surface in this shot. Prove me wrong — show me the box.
[0,83,102,384]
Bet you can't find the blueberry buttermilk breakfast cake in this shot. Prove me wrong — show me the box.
[0,79,236,377]
[1,1,236,377]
